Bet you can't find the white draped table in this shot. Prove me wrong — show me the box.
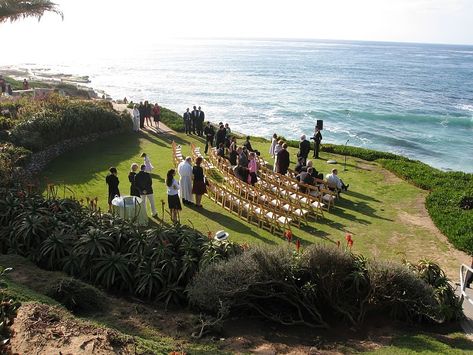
[111,196,148,226]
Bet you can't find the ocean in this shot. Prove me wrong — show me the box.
[2,38,473,172]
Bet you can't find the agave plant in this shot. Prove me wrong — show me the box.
[93,252,133,291]
[9,213,49,256]
[39,228,73,269]
[135,259,164,299]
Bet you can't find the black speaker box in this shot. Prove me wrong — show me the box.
[316,119,323,130]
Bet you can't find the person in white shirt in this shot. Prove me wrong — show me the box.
[269,133,278,157]
[166,169,182,223]
[273,139,283,172]
[178,156,194,205]
[132,105,140,132]
[326,168,349,194]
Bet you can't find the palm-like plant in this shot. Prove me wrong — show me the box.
[0,0,63,23]
[135,259,164,299]
[40,228,73,269]
[93,252,133,291]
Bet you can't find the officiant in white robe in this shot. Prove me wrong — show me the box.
[178,157,194,204]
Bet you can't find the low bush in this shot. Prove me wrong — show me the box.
[188,245,462,329]
[0,143,32,187]
[160,107,184,132]
[9,95,132,151]
[45,277,107,314]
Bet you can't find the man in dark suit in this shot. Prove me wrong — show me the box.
[183,108,191,134]
[298,134,311,165]
[296,167,315,193]
[312,127,322,158]
[138,102,145,129]
[276,143,290,175]
[215,124,227,148]
[134,164,157,218]
[191,106,199,134]
[204,121,215,154]
[197,106,205,136]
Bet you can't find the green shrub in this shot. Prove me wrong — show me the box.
[160,107,184,132]
[188,245,461,328]
[0,143,32,187]
[45,277,107,314]
[9,95,132,151]
[0,117,15,130]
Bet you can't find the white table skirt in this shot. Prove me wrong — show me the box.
[111,196,148,226]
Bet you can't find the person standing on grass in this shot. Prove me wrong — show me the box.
[106,167,120,212]
[183,108,191,134]
[144,101,153,127]
[166,169,182,223]
[312,127,322,158]
[276,143,290,175]
[138,101,145,129]
[269,133,278,158]
[152,103,161,129]
[204,121,215,154]
[197,106,205,136]
[128,163,140,197]
[192,157,207,207]
[135,164,158,218]
[298,134,311,166]
[191,105,199,134]
[141,152,153,173]
[273,139,283,172]
[132,105,140,132]
[229,136,238,166]
[215,124,227,149]
[178,156,194,205]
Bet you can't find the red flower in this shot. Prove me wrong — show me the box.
[345,233,352,242]
[348,239,354,249]
[296,239,301,252]
[284,230,293,243]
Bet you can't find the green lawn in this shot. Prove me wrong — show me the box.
[41,127,469,278]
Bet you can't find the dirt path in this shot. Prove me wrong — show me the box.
[113,103,176,135]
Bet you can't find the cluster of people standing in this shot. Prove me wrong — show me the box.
[182,106,205,136]
[105,151,209,224]
[132,101,161,131]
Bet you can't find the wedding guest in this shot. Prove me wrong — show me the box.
[183,108,191,134]
[191,105,199,134]
[192,157,207,207]
[298,134,311,165]
[106,167,120,212]
[296,167,316,194]
[178,156,194,205]
[225,123,231,136]
[135,164,157,217]
[243,136,260,155]
[123,97,128,104]
[215,124,226,148]
[138,102,145,129]
[294,156,305,174]
[237,147,249,182]
[128,163,140,197]
[144,101,152,126]
[197,106,205,136]
[141,152,154,173]
[326,168,349,194]
[229,137,238,166]
[305,160,324,180]
[276,143,290,175]
[248,152,259,185]
[269,133,278,157]
[152,103,161,129]
[217,143,226,159]
[204,121,215,154]
[273,140,283,172]
[312,127,323,158]
[166,169,182,223]
[23,79,29,90]
[132,105,140,132]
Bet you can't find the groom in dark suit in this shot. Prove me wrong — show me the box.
[191,106,199,134]
[298,134,311,165]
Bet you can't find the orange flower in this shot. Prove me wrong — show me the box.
[345,233,352,242]
[296,239,301,252]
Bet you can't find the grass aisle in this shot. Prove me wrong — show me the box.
[41,125,469,278]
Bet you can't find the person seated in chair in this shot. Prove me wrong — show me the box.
[326,168,349,195]
[243,136,260,156]
[217,143,226,159]
[296,167,316,194]
[304,160,324,180]
[294,156,305,174]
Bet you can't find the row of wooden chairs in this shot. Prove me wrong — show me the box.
[207,148,332,216]
[171,141,184,167]
[206,176,292,235]
[190,143,215,170]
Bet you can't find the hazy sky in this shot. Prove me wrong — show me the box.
[1,0,473,53]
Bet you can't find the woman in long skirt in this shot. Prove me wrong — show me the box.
[192,157,207,207]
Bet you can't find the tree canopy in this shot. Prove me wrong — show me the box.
[0,0,62,23]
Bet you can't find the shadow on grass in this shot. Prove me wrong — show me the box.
[336,194,393,223]
[391,332,473,353]
[189,205,277,245]
[41,132,142,186]
[298,224,331,241]
[346,190,381,203]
